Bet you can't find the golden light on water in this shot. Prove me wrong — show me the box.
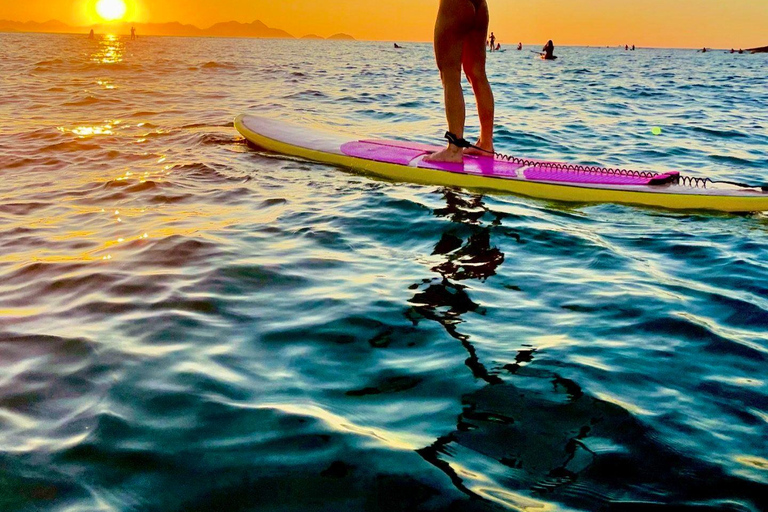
[90,34,124,64]
[95,0,127,21]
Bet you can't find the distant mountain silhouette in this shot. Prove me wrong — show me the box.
[0,19,356,40]
[301,34,324,40]
[328,33,355,40]
[0,19,71,33]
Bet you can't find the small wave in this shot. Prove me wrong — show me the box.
[181,122,234,129]
[197,133,238,146]
[41,140,102,153]
[62,96,120,107]
[282,90,328,100]
[201,61,236,70]
[0,202,50,215]
[709,154,762,167]
[691,126,749,139]
[134,236,223,268]
[35,59,63,66]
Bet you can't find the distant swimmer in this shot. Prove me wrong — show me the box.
[738,49,744,54]
[131,26,136,40]
[489,31,496,51]
[541,39,557,60]
[424,0,495,164]
[730,48,735,54]
[394,43,402,49]
[517,42,522,51]
[495,43,501,51]
[625,44,629,50]
[701,47,707,53]
[88,29,94,39]
[632,44,635,51]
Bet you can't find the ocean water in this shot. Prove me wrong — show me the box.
[1,31,767,512]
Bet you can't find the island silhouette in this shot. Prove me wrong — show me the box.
[0,18,355,40]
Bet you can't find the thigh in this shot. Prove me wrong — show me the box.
[434,0,476,70]
[462,0,489,71]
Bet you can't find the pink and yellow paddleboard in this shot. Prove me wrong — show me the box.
[235,114,768,213]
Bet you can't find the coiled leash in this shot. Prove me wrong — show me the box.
[444,131,681,185]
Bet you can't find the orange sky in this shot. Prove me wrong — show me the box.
[2,0,767,48]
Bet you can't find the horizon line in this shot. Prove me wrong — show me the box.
[1,18,765,50]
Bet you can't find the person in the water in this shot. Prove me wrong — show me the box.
[394,43,402,49]
[425,0,494,164]
[517,42,522,50]
[88,29,94,39]
[542,40,556,60]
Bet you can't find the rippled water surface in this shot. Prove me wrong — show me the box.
[1,32,768,512]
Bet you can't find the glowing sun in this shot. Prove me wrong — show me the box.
[96,0,127,21]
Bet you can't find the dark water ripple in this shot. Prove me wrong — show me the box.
[1,33,767,511]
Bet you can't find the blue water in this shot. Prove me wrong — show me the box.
[1,32,767,511]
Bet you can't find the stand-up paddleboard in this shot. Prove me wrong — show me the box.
[235,115,768,212]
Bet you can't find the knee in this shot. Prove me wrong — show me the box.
[438,65,462,85]
[463,63,487,84]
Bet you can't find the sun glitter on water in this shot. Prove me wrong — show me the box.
[96,0,127,21]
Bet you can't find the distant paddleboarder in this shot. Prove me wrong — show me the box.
[489,31,496,51]
[425,0,495,164]
[131,26,136,40]
[88,29,94,39]
[541,40,556,60]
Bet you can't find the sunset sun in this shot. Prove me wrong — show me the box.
[95,0,126,21]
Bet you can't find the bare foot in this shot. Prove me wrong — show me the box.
[463,139,494,157]
[423,145,464,163]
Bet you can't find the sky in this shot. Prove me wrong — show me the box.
[1,0,767,48]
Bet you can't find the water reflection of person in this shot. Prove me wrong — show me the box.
[407,189,508,385]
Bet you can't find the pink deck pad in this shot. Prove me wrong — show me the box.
[341,139,672,185]
[341,140,524,177]
[362,139,442,153]
[340,141,428,166]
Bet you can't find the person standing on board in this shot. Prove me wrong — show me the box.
[131,26,136,40]
[489,31,496,51]
[425,0,495,163]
